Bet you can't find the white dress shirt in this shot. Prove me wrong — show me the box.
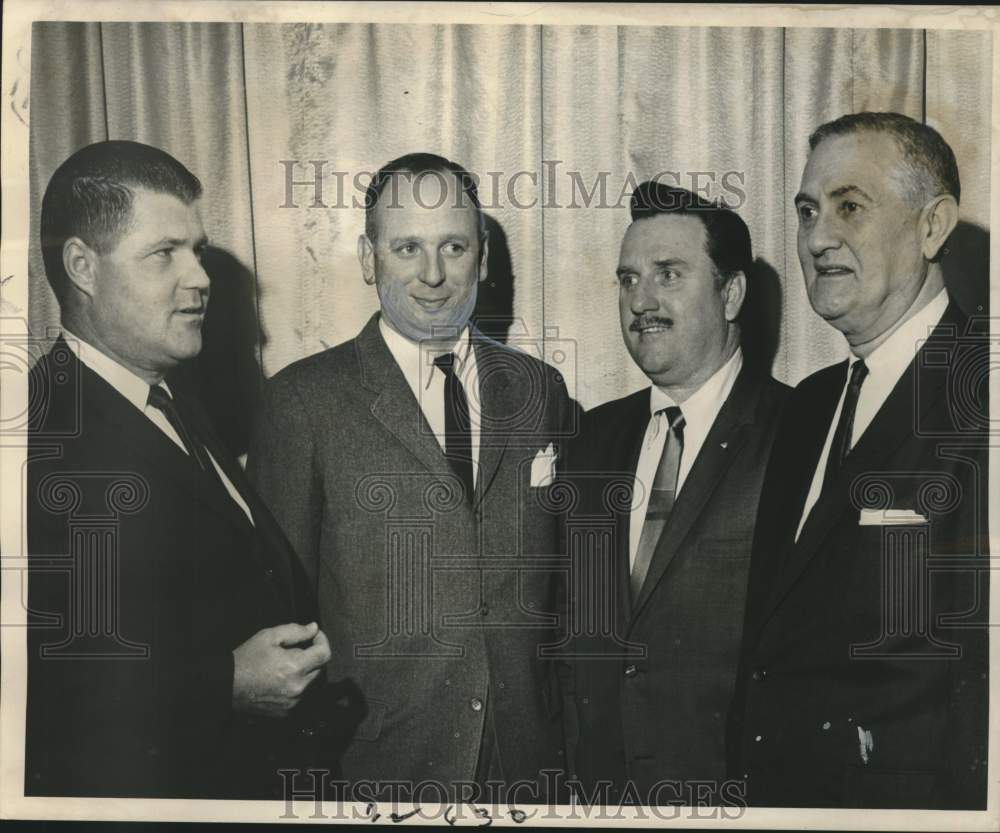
[628,347,744,567]
[62,328,254,524]
[795,288,949,540]
[379,319,482,487]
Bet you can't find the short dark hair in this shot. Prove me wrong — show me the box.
[808,112,960,206]
[40,140,202,303]
[363,152,485,243]
[629,181,753,281]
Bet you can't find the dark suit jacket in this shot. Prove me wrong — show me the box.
[247,313,577,795]
[728,301,989,809]
[558,366,788,804]
[25,341,335,799]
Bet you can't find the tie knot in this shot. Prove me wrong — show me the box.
[433,352,457,376]
[147,384,173,410]
[661,405,685,432]
[849,359,869,388]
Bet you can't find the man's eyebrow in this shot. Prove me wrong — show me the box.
[653,258,689,270]
[829,184,873,202]
[143,237,186,250]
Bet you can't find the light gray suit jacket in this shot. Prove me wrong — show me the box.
[248,313,577,794]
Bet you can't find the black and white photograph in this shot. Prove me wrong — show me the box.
[0,1,995,828]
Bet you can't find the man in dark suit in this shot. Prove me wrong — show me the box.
[26,140,335,799]
[557,182,788,805]
[248,153,576,802]
[729,112,989,809]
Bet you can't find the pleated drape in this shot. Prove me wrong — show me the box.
[29,22,991,409]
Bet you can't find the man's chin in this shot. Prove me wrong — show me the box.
[169,338,203,363]
[393,313,467,344]
[627,348,676,382]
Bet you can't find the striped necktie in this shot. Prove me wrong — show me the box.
[630,405,685,601]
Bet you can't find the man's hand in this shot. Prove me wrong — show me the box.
[232,622,331,718]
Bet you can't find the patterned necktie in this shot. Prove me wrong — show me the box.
[822,359,869,490]
[433,353,474,503]
[147,384,213,472]
[630,405,685,601]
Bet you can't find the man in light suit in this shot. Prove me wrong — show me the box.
[249,153,576,801]
[558,182,788,805]
[26,140,336,798]
[729,112,989,809]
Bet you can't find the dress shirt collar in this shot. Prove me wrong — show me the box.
[649,346,743,426]
[379,317,474,391]
[61,327,165,413]
[851,287,949,376]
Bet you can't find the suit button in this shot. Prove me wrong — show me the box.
[480,604,489,617]
[751,668,766,682]
[624,664,637,677]
[470,698,483,712]
[264,568,274,580]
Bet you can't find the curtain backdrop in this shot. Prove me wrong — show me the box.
[28,22,992,421]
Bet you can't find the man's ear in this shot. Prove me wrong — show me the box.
[358,234,376,286]
[62,237,99,298]
[921,194,959,261]
[478,232,489,283]
[723,271,747,322]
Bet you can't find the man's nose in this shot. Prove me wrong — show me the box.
[419,252,446,287]
[629,276,659,315]
[183,253,211,292]
[805,211,841,257]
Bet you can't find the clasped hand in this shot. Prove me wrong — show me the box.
[232,621,331,717]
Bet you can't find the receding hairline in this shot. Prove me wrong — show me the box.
[807,129,931,206]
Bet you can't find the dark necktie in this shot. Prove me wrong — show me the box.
[822,359,869,490]
[147,384,214,473]
[433,353,474,503]
[630,405,685,601]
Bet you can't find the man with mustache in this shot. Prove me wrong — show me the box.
[559,182,787,804]
[249,153,575,800]
[26,140,334,798]
[728,112,988,808]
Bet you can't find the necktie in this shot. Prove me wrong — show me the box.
[433,353,474,503]
[147,384,213,472]
[822,359,869,490]
[630,406,685,601]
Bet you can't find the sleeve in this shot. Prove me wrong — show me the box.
[938,440,989,809]
[246,372,323,589]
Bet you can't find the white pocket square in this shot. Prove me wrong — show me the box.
[858,508,928,526]
[530,443,558,488]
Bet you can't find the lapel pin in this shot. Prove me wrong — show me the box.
[720,441,728,449]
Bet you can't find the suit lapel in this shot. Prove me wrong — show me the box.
[170,392,263,535]
[740,363,843,640]
[181,397,296,598]
[615,393,652,624]
[357,315,452,478]
[758,304,961,625]
[629,367,762,621]
[74,352,255,539]
[471,335,513,508]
